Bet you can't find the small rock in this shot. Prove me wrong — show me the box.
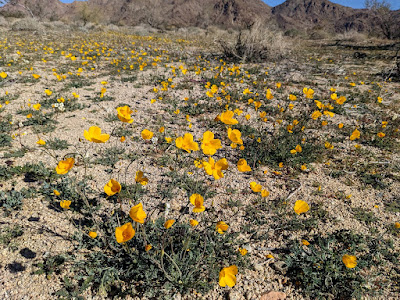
[259,291,286,300]
[173,292,181,300]
[228,290,244,300]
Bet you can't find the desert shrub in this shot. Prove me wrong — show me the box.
[335,30,368,43]
[41,21,70,31]
[216,21,291,62]
[131,23,159,36]
[308,29,330,40]
[12,18,43,32]
[0,16,9,27]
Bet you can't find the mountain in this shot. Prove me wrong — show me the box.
[0,0,272,28]
[1,0,399,37]
[271,0,376,33]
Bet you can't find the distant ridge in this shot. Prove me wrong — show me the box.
[1,0,399,37]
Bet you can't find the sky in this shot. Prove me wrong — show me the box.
[57,0,400,10]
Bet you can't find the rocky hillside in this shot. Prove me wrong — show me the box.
[271,0,398,35]
[1,0,399,36]
[1,0,271,28]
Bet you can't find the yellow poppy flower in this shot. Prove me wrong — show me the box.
[302,239,310,246]
[0,72,8,79]
[104,179,121,196]
[189,219,199,227]
[32,74,40,79]
[219,265,238,287]
[303,87,314,99]
[377,132,385,138]
[203,157,228,180]
[239,248,248,256]
[84,126,110,143]
[141,129,154,140]
[220,111,238,125]
[129,203,147,224]
[175,133,199,153]
[266,89,274,100]
[237,159,251,172]
[36,139,46,145]
[145,244,152,251]
[44,89,52,96]
[216,221,229,234]
[135,171,148,185]
[60,200,71,209]
[227,128,243,145]
[56,158,75,175]
[164,219,175,229]
[201,131,222,156]
[311,111,322,120]
[189,194,205,213]
[115,222,135,243]
[325,141,334,150]
[350,129,360,140]
[250,182,262,193]
[88,231,97,238]
[336,96,346,105]
[342,254,357,268]
[261,189,270,197]
[294,200,310,215]
[33,104,41,110]
[116,106,134,123]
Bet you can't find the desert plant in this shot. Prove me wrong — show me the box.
[285,230,399,299]
[216,21,291,62]
[365,0,399,39]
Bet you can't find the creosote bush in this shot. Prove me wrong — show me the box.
[217,21,291,62]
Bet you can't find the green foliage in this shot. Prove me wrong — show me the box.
[0,189,24,210]
[95,146,126,167]
[285,230,399,299]
[0,162,55,182]
[242,127,324,169]
[55,216,248,298]
[0,187,37,211]
[35,255,67,276]
[0,225,23,248]
[21,112,58,133]
[351,207,378,225]
[0,133,12,147]
[46,138,71,150]
[0,114,13,133]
